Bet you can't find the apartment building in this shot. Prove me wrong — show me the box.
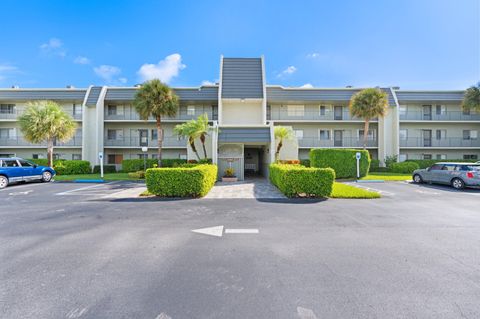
[0,56,478,179]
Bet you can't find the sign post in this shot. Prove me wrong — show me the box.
[98,152,104,179]
[355,152,361,179]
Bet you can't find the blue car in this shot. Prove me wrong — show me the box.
[0,157,56,189]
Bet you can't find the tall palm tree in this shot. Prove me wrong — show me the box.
[462,83,480,112]
[193,113,212,159]
[18,100,77,167]
[174,121,201,161]
[274,126,294,162]
[349,88,389,149]
[133,79,179,167]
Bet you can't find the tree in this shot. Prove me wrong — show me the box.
[18,100,77,167]
[274,126,294,162]
[462,83,480,112]
[174,121,201,161]
[192,113,212,159]
[133,79,179,167]
[349,88,389,149]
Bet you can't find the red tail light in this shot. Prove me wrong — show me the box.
[466,172,474,178]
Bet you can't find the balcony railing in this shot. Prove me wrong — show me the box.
[105,110,216,121]
[0,135,83,147]
[400,137,480,147]
[298,137,377,148]
[400,111,480,121]
[268,110,370,121]
[0,110,82,120]
[104,136,187,148]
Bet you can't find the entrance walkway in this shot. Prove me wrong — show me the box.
[204,177,286,199]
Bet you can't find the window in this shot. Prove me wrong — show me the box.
[399,154,407,162]
[436,129,446,140]
[151,129,158,140]
[32,154,45,159]
[319,129,330,140]
[435,105,446,115]
[463,154,478,160]
[429,164,443,170]
[4,160,18,167]
[180,154,187,160]
[319,105,329,116]
[187,105,196,116]
[287,105,304,117]
[399,105,407,116]
[73,104,82,115]
[294,129,303,140]
[107,154,123,164]
[0,104,15,114]
[359,129,376,140]
[436,154,447,160]
[463,108,470,115]
[399,129,408,140]
[18,160,33,167]
[137,154,147,159]
[107,105,124,116]
[0,128,16,139]
[53,154,64,160]
[423,154,432,160]
[72,154,82,160]
[463,130,478,140]
[442,164,456,171]
[0,154,15,158]
[107,129,123,140]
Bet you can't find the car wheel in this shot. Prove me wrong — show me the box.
[451,178,465,190]
[42,171,52,182]
[0,176,8,189]
[413,174,423,184]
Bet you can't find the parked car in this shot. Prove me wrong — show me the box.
[412,162,480,189]
[0,157,56,189]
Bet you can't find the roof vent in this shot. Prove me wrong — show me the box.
[346,85,353,88]
[66,85,75,89]
[11,85,19,89]
[392,86,400,90]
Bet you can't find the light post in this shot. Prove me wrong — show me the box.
[142,146,148,171]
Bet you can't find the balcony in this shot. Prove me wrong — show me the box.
[400,137,480,148]
[268,110,367,121]
[0,110,82,120]
[104,110,216,121]
[400,111,480,121]
[104,136,186,148]
[298,137,378,148]
[0,135,83,147]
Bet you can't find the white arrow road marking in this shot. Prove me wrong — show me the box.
[297,306,318,319]
[191,225,259,237]
[155,313,172,319]
[8,190,33,196]
[192,225,224,237]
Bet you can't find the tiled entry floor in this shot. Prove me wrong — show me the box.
[204,178,286,199]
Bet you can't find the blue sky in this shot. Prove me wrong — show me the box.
[0,0,478,89]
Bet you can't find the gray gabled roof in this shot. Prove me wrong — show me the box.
[394,90,464,102]
[221,58,264,99]
[85,86,103,106]
[104,86,219,102]
[0,89,87,101]
[266,86,397,106]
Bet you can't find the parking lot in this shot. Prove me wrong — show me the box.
[1,180,480,318]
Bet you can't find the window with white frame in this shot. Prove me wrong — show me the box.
[73,104,82,115]
[180,154,187,160]
[318,129,330,140]
[399,105,407,116]
[0,128,16,139]
[187,105,196,116]
[107,129,123,140]
[436,154,447,160]
[423,154,432,160]
[294,129,303,140]
[399,154,407,162]
[107,105,124,116]
[358,129,376,140]
[32,154,45,159]
[399,129,408,140]
[436,129,446,140]
[463,130,478,140]
[319,105,329,116]
[0,104,15,114]
[72,154,82,160]
[463,154,478,160]
[435,105,446,115]
[287,105,304,117]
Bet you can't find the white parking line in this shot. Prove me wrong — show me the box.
[0,182,45,192]
[344,182,395,196]
[55,182,115,196]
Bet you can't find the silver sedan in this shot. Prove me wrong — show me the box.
[412,162,480,189]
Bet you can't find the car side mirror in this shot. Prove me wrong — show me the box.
[426,167,431,171]
[33,164,38,168]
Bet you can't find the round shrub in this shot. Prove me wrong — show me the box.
[390,162,420,174]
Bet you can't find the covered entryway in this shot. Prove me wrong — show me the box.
[218,143,244,180]
[244,146,264,177]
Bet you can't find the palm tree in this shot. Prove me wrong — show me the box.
[174,120,201,161]
[274,126,294,162]
[462,83,480,112]
[18,100,77,167]
[133,79,179,167]
[193,113,211,159]
[349,88,389,149]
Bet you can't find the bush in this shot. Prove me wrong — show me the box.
[128,170,145,179]
[269,164,335,198]
[300,159,310,167]
[28,158,50,166]
[390,162,420,174]
[310,149,370,178]
[370,159,380,170]
[121,158,187,172]
[93,165,117,174]
[384,155,398,169]
[405,159,474,169]
[145,164,218,197]
[53,160,91,175]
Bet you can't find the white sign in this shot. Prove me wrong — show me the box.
[356,152,361,178]
[98,152,104,178]
[98,152,103,159]
[141,146,148,152]
[356,152,361,160]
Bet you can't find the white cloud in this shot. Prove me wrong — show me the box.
[277,65,297,78]
[137,53,186,83]
[0,63,19,82]
[201,80,216,86]
[306,53,320,58]
[40,38,66,57]
[74,56,90,65]
[93,65,127,84]
[300,83,313,88]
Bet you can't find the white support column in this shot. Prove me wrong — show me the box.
[94,86,107,166]
[269,121,276,164]
[260,55,267,125]
[81,86,92,162]
[217,55,224,126]
[212,120,218,164]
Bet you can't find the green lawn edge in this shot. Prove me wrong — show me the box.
[330,182,381,199]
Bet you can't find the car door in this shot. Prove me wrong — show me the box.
[18,159,41,181]
[423,164,443,182]
[437,164,456,184]
[3,159,23,182]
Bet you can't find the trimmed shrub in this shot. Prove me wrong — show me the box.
[300,159,310,167]
[121,158,187,172]
[310,149,370,178]
[269,163,335,198]
[93,165,117,174]
[146,164,218,197]
[128,170,145,179]
[405,159,475,169]
[390,162,420,174]
[370,159,380,171]
[28,158,50,166]
[53,160,91,175]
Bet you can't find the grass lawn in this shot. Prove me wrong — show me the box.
[54,173,141,181]
[330,182,381,199]
[360,172,412,181]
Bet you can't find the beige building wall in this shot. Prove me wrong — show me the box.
[221,100,264,125]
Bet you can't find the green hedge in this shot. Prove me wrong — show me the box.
[128,171,145,179]
[310,149,370,178]
[300,159,310,167]
[121,158,187,172]
[405,159,475,169]
[93,165,117,174]
[53,160,91,175]
[145,164,217,197]
[269,164,335,198]
[390,162,420,174]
